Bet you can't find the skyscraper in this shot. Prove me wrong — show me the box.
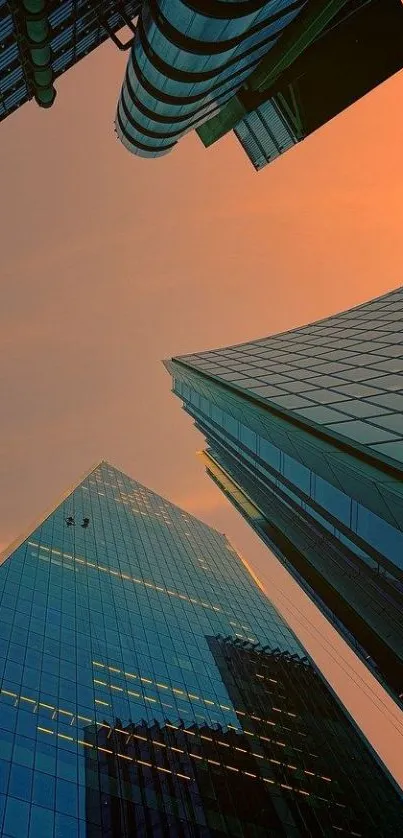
[166,286,403,706]
[115,0,403,165]
[0,1,141,124]
[0,459,401,836]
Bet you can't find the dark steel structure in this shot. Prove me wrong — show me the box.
[114,0,403,166]
[3,1,401,170]
[197,0,403,171]
[0,0,141,123]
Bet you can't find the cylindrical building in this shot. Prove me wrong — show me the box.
[115,0,306,157]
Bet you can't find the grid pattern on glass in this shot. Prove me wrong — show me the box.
[205,441,403,687]
[1,462,402,836]
[176,287,403,466]
[168,344,403,710]
[0,0,141,124]
[168,355,403,544]
[0,461,304,837]
[176,377,403,575]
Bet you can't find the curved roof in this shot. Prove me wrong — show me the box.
[176,287,403,469]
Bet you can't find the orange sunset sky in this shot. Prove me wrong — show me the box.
[0,39,402,785]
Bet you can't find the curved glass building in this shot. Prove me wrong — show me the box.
[166,287,403,707]
[115,0,307,157]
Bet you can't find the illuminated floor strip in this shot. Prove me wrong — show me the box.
[36,724,317,798]
[28,541,259,643]
[92,661,299,731]
[36,726,191,781]
[95,719,299,775]
[28,541,225,615]
[0,686,328,783]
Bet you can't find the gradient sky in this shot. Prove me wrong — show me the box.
[1,40,403,786]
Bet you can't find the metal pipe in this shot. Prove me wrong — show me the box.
[22,0,56,109]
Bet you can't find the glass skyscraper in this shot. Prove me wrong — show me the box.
[166,287,403,707]
[0,460,402,836]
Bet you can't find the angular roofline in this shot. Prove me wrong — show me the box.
[0,459,103,568]
[169,355,403,483]
[171,285,402,359]
[0,459,230,569]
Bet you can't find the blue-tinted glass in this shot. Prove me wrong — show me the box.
[0,760,10,795]
[258,436,281,470]
[169,287,403,711]
[283,454,311,494]
[29,805,54,838]
[8,764,32,801]
[32,772,55,808]
[314,475,351,527]
[240,422,257,453]
[0,461,401,837]
[3,797,30,837]
[356,505,403,569]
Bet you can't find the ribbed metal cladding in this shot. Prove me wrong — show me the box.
[234,98,298,170]
[115,0,307,157]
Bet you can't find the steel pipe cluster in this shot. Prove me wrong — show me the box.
[22,0,56,108]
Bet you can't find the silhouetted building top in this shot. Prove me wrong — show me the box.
[5,1,401,171]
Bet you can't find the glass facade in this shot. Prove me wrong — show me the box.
[0,1,141,124]
[0,460,402,836]
[167,287,403,706]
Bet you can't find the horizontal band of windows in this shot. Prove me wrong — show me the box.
[124,41,264,108]
[182,0,268,20]
[119,94,185,141]
[149,0,246,55]
[122,66,208,124]
[138,14,228,85]
[116,110,177,154]
[121,81,239,140]
[137,9,282,86]
[116,131,173,157]
[174,358,403,486]
[123,57,248,124]
[149,0,301,57]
